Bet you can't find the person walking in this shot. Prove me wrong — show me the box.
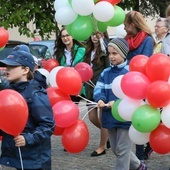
[94,38,147,170]
[124,10,155,162]
[0,47,55,170]
[84,31,110,157]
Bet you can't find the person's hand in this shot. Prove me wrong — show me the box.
[14,135,26,147]
[107,101,115,108]
[97,100,105,108]
[96,31,104,39]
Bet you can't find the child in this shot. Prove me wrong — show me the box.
[94,38,147,170]
[0,48,55,170]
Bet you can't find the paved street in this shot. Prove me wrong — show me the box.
[51,101,170,170]
[1,101,170,170]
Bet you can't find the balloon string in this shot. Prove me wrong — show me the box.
[88,80,95,87]
[79,103,97,112]
[79,106,89,111]
[85,81,95,88]
[82,104,98,120]
[18,147,24,170]
[77,95,97,104]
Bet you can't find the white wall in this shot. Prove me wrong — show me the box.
[7,17,156,42]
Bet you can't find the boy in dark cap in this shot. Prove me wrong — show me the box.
[13,44,47,88]
[94,38,147,170]
[0,48,55,170]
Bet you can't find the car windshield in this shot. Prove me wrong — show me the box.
[29,44,52,60]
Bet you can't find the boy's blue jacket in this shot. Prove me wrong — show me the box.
[0,79,55,169]
[94,61,131,129]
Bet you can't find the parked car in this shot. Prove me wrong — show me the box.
[29,40,55,60]
[0,40,41,60]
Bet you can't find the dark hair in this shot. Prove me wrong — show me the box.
[53,27,85,63]
[84,32,106,65]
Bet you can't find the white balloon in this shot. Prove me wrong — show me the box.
[129,125,150,145]
[115,24,126,38]
[37,68,50,85]
[118,97,145,121]
[54,0,69,11]
[49,66,64,87]
[72,0,94,16]
[93,2,114,22]
[161,105,170,128]
[55,6,77,25]
[112,75,126,99]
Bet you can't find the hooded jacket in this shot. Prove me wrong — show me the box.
[0,79,55,169]
[94,61,131,129]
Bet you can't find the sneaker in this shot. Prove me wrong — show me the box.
[138,160,147,170]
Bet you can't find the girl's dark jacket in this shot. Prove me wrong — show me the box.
[85,51,110,100]
[0,79,55,170]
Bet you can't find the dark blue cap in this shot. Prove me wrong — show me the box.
[0,50,35,71]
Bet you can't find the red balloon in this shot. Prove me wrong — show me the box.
[0,28,9,48]
[150,123,170,154]
[146,81,170,108]
[146,53,170,82]
[99,0,121,5]
[56,67,82,95]
[43,59,60,72]
[0,89,28,136]
[74,62,93,82]
[52,100,79,128]
[129,55,148,75]
[53,125,66,136]
[46,87,71,106]
[0,136,2,141]
[62,119,89,153]
[121,71,151,100]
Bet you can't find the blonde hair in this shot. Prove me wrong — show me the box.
[166,5,170,17]
[124,11,152,36]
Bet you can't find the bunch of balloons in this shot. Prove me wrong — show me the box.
[111,53,170,154]
[38,60,93,153]
[54,0,125,41]
[0,27,9,50]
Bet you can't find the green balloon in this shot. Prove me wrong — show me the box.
[66,16,94,41]
[97,21,108,33]
[106,5,125,27]
[0,45,5,51]
[111,99,126,122]
[132,104,161,133]
[94,0,99,3]
[68,0,72,7]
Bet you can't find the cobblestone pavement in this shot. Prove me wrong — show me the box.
[1,101,170,170]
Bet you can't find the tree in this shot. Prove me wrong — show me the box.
[0,0,169,39]
[0,0,58,39]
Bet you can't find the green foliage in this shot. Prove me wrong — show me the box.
[0,0,58,39]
